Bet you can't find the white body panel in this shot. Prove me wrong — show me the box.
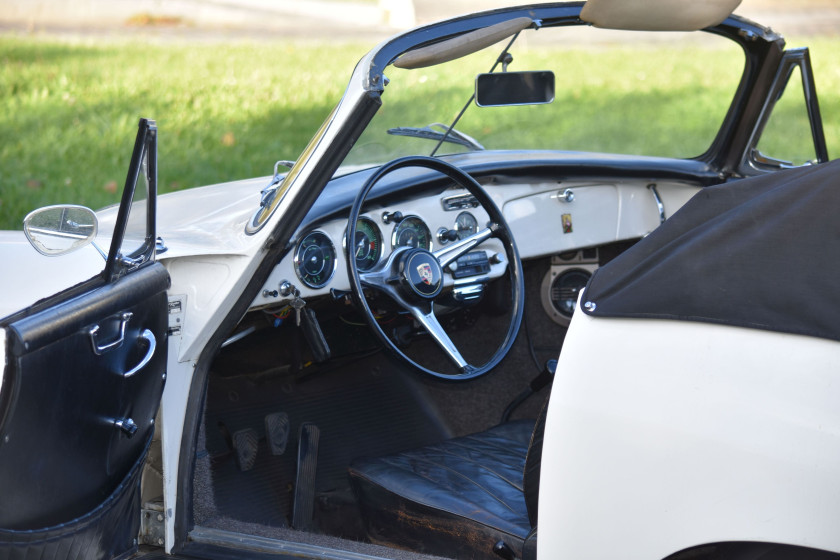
[540,308,840,558]
[0,231,104,319]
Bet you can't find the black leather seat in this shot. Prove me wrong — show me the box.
[349,409,545,560]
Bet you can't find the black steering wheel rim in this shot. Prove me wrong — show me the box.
[346,156,524,381]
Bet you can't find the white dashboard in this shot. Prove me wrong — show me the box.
[251,177,701,310]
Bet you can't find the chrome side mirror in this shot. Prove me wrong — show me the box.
[23,205,99,256]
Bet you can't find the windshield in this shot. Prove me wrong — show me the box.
[344,24,745,166]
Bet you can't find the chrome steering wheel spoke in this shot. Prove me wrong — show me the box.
[433,226,494,269]
[358,246,409,295]
[407,303,470,371]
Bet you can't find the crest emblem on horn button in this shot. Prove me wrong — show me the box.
[417,263,433,285]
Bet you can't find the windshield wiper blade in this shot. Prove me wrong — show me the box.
[386,123,484,151]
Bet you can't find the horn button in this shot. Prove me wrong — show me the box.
[400,249,444,299]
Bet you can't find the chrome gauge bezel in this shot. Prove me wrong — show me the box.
[391,215,433,251]
[294,230,337,289]
[454,211,479,240]
[343,216,383,272]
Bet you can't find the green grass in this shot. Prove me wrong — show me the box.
[1,35,839,231]
[353,41,752,162]
[0,38,368,230]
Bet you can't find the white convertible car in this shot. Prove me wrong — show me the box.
[1,1,837,559]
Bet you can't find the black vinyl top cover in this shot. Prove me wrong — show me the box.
[582,159,840,342]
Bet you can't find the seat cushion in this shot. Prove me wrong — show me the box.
[349,420,535,559]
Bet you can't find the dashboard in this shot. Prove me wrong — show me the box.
[251,169,702,323]
[260,186,509,305]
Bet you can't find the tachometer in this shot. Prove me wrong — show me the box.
[392,216,432,250]
[345,217,382,272]
[294,230,336,289]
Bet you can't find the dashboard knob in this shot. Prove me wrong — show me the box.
[551,188,575,203]
[437,228,459,243]
[382,211,404,224]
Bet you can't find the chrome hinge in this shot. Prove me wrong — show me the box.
[167,295,185,337]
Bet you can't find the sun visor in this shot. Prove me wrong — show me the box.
[580,0,741,31]
[394,17,533,69]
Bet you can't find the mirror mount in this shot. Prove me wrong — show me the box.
[499,52,513,72]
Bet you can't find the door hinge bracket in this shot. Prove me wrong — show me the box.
[140,502,166,547]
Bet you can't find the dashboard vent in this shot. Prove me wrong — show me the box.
[441,194,479,211]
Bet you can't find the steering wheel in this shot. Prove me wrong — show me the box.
[347,156,524,380]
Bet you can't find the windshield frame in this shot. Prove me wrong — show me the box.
[360,3,783,171]
[260,3,787,242]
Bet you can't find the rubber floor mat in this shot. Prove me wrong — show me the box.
[202,352,451,529]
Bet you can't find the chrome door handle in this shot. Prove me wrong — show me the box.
[123,329,156,378]
[89,312,133,355]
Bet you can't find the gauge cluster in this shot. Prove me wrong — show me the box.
[253,188,512,306]
[251,177,703,309]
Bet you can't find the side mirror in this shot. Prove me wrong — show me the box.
[475,71,555,107]
[23,205,99,256]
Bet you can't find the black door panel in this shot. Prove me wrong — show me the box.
[0,262,169,530]
[0,118,166,559]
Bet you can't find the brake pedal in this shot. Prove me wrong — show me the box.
[292,422,320,530]
[265,411,290,456]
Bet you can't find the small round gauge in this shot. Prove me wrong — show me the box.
[454,211,479,240]
[294,230,336,289]
[392,216,432,250]
[344,217,383,272]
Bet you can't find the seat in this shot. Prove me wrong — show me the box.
[348,407,546,560]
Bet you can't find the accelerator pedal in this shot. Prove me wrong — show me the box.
[292,422,320,530]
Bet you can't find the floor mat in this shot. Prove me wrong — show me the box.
[203,351,452,532]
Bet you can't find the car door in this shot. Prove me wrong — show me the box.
[0,119,169,560]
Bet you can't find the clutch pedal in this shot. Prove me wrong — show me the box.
[232,428,259,472]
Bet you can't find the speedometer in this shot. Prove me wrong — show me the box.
[345,217,382,272]
[294,230,336,288]
[392,216,432,250]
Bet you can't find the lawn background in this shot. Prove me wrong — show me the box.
[1,35,838,231]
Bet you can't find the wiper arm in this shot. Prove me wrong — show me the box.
[387,123,484,151]
[259,160,295,208]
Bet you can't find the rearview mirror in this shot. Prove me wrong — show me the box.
[475,71,555,107]
[24,205,98,256]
